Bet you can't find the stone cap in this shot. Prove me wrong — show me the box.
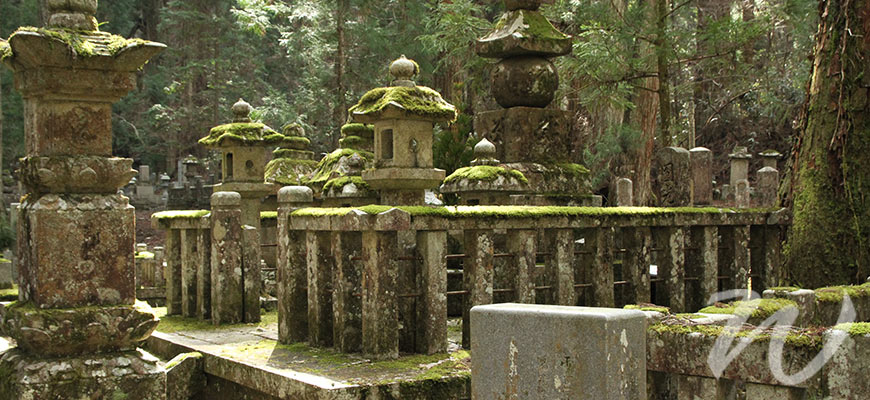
[758,166,778,173]
[211,191,241,207]
[729,146,752,159]
[232,98,253,123]
[471,138,499,166]
[689,146,711,153]
[476,9,571,58]
[200,100,310,149]
[278,186,314,204]
[389,55,418,87]
[758,149,782,158]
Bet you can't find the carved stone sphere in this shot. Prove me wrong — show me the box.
[491,56,558,108]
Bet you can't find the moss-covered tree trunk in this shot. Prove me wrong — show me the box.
[784,0,870,287]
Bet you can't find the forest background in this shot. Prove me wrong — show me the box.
[0,0,816,206]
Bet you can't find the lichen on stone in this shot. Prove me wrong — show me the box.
[260,211,277,220]
[493,10,569,41]
[134,251,154,260]
[350,86,457,122]
[443,165,528,184]
[699,298,797,319]
[552,163,590,177]
[291,205,773,219]
[198,122,302,147]
[339,135,372,149]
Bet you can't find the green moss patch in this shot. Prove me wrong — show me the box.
[624,304,670,314]
[443,166,528,184]
[0,285,18,301]
[199,123,288,147]
[815,283,870,303]
[11,27,150,58]
[264,158,317,186]
[260,211,277,220]
[339,135,372,149]
[164,352,203,370]
[0,40,11,61]
[152,210,210,221]
[350,86,456,122]
[323,176,371,193]
[768,286,801,292]
[340,123,374,137]
[553,163,590,177]
[650,322,824,349]
[291,205,773,219]
[135,251,155,260]
[699,298,797,319]
[154,307,277,333]
[309,148,374,184]
[834,322,870,337]
[494,10,569,41]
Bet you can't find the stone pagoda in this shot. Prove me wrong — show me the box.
[199,99,302,230]
[264,122,317,187]
[440,138,529,205]
[474,0,596,205]
[0,0,167,398]
[354,56,457,205]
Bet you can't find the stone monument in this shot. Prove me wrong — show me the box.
[355,56,457,205]
[0,0,167,397]
[440,138,529,205]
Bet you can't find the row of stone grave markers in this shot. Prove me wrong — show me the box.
[617,145,781,207]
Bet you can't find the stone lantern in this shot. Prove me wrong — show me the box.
[354,56,457,205]
[440,138,529,205]
[200,99,302,229]
[0,0,167,397]
[758,150,782,170]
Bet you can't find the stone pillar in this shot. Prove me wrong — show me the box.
[462,229,494,349]
[700,226,719,308]
[180,229,198,317]
[0,1,166,397]
[507,229,536,303]
[139,165,151,182]
[654,227,686,312]
[277,186,312,344]
[615,177,633,206]
[471,304,647,400]
[332,231,362,353]
[153,246,165,287]
[735,179,750,208]
[544,229,575,306]
[416,230,448,354]
[732,225,751,291]
[361,230,399,359]
[210,192,244,324]
[690,147,713,205]
[242,225,261,323]
[763,226,783,289]
[591,227,615,307]
[196,229,211,320]
[165,229,182,315]
[306,230,334,347]
[729,146,751,189]
[654,147,693,206]
[757,166,779,207]
[625,227,652,304]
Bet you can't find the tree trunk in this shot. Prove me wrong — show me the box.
[784,0,870,287]
[627,0,660,206]
[655,0,672,147]
[333,0,348,147]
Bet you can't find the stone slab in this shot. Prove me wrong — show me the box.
[471,303,647,400]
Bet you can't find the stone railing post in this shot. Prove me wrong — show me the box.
[763,225,783,289]
[332,228,363,353]
[462,229,495,349]
[654,227,686,312]
[544,229,575,306]
[165,229,182,315]
[180,229,199,317]
[735,179,750,208]
[277,186,312,344]
[686,226,719,310]
[507,229,537,303]
[307,230,334,347]
[153,246,165,287]
[210,191,244,324]
[733,225,751,291]
[242,224,261,323]
[591,227,616,307]
[625,227,652,304]
[196,228,211,320]
[416,229,448,354]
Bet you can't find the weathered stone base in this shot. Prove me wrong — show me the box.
[474,107,578,163]
[0,348,166,400]
[501,162,591,198]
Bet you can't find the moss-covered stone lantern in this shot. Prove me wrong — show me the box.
[264,123,317,187]
[440,138,530,205]
[0,0,167,397]
[354,56,457,205]
[200,99,303,229]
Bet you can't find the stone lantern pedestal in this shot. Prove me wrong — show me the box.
[354,56,456,206]
[0,1,167,398]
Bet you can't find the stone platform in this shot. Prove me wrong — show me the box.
[144,310,470,399]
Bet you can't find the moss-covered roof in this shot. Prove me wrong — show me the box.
[199,122,292,147]
[323,176,372,194]
[476,9,572,58]
[443,165,528,184]
[340,123,374,138]
[339,135,373,150]
[9,27,151,58]
[308,148,374,185]
[349,86,457,122]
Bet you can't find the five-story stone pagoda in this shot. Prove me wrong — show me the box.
[0,0,168,398]
[355,56,457,205]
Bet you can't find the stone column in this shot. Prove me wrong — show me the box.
[277,186,313,344]
[471,304,647,400]
[210,192,244,324]
[654,227,686,312]
[654,147,693,206]
[306,230,334,347]
[757,166,779,207]
[507,229,536,303]
[180,229,198,317]
[625,227,652,304]
[332,231,362,353]
[544,229,575,306]
[462,229,494,349]
[690,147,713,205]
[196,228,211,320]
[361,230,399,359]
[165,229,182,315]
[732,225,751,291]
[591,227,615,307]
[242,225,261,323]
[615,177,633,206]
[416,230,448,354]
[0,1,166,397]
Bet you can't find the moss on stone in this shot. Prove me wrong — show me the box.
[624,304,670,313]
[699,298,797,319]
[349,86,457,122]
[291,205,775,219]
[164,352,203,370]
[199,123,289,147]
[340,123,374,137]
[768,286,801,292]
[153,307,277,333]
[309,148,374,184]
[494,10,570,41]
[443,165,528,185]
[339,135,372,149]
[323,176,371,193]
[834,322,870,337]
[553,163,590,177]
[675,313,705,319]
[264,157,317,186]
[152,210,210,221]
[0,40,11,61]
[650,322,824,349]
[0,285,17,301]
[260,211,277,220]
[11,27,150,58]
[134,251,154,260]
[815,282,870,302]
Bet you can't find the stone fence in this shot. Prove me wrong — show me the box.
[152,188,789,359]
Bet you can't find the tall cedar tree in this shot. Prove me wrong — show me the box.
[784,0,870,287]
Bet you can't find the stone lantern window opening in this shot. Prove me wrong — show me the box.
[225,152,234,180]
[380,128,394,161]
